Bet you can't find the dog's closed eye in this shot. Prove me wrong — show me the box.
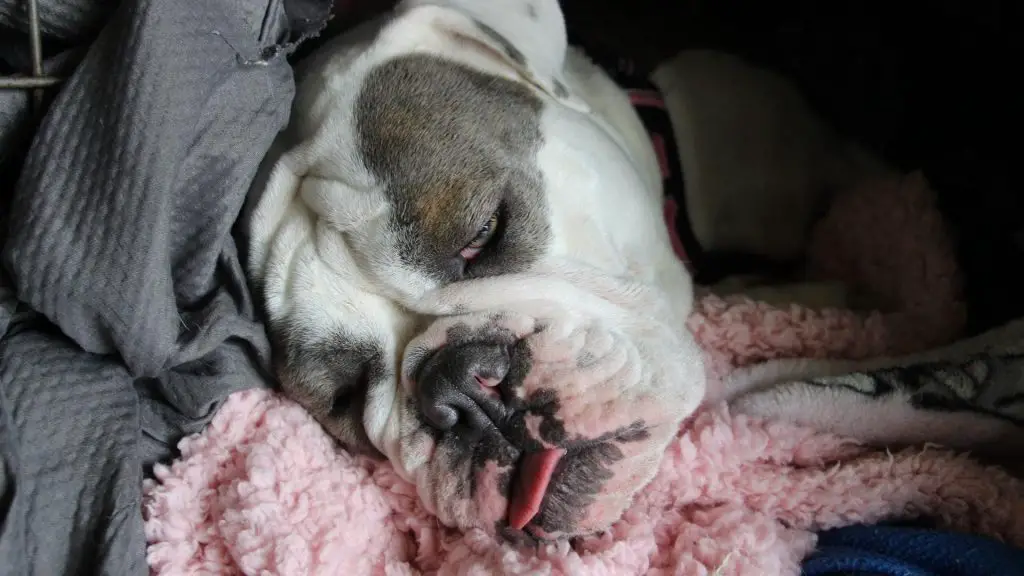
[460,209,501,261]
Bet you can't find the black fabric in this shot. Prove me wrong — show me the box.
[684,0,1023,334]
[563,0,1023,334]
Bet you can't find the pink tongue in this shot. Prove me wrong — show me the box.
[508,448,564,530]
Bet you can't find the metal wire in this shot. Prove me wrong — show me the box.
[0,76,60,89]
[0,0,63,113]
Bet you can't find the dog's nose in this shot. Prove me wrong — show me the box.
[415,342,511,432]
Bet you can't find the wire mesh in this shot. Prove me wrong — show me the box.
[0,0,62,113]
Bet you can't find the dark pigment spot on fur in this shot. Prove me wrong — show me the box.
[553,79,569,99]
[268,322,388,456]
[471,19,527,66]
[533,442,622,533]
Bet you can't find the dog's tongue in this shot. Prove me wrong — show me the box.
[508,448,564,530]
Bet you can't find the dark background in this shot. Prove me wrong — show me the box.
[559,0,1023,336]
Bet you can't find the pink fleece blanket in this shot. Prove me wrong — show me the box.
[143,173,1024,574]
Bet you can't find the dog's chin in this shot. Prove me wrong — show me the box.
[393,422,517,532]
[395,424,643,541]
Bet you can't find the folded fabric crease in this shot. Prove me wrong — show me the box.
[0,1,332,574]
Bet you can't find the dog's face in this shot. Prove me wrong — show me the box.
[247,0,704,539]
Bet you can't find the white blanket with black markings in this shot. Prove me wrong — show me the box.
[729,319,1024,458]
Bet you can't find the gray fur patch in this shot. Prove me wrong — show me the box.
[268,321,387,456]
[356,54,550,282]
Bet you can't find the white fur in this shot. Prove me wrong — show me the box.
[537,48,694,324]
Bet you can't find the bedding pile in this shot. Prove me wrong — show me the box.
[142,172,1024,575]
[0,1,333,574]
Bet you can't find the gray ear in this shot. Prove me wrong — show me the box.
[397,0,590,112]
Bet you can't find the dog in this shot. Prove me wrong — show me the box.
[245,0,884,540]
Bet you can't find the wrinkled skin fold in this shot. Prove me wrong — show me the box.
[384,271,705,538]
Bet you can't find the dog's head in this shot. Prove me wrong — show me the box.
[247,0,703,540]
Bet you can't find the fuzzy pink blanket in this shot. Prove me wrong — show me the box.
[143,173,1024,574]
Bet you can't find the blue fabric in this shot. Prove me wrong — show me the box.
[802,525,1024,576]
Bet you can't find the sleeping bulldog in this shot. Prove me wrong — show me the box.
[245,0,883,540]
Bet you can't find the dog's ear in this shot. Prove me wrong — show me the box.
[396,0,589,112]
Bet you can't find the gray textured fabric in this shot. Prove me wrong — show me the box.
[0,0,329,574]
[0,0,113,43]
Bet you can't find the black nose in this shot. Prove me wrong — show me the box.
[415,342,511,433]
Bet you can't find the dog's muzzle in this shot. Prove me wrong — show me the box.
[396,288,704,539]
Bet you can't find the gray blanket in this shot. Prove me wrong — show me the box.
[0,0,330,574]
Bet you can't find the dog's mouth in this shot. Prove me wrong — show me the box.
[422,396,640,538]
[507,447,565,532]
[493,421,644,539]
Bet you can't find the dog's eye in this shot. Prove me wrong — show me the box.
[459,211,500,261]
